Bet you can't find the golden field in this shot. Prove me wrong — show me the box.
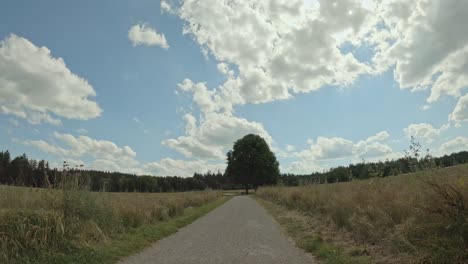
[257,164,468,263]
[0,184,222,262]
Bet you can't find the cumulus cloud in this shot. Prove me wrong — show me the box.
[13,132,138,173]
[160,0,173,14]
[366,131,390,143]
[450,93,468,123]
[172,0,372,107]
[52,132,137,162]
[296,130,395,161]
[370,0,468,104]
[13,132,220,177]
[0,34,102,125]
[438,136,468,156]
[144,158,225,177]
[421,105,430,111]
[163,112,273,159]
[167,0,468,173]
[169,0,468,125]
[14,132,138,167]
[168,0,468,170]
[177,79,227,114]
[13,138,68,156]
[403,123,449,143]
[280,131,399,174]
[285,145,296,152]
[128,24,169,48]
[284,160,323,175]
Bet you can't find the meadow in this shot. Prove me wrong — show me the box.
[0,181,223,263]
[257,164,468,263]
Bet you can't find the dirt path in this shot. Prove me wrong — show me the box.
[118,195,314,264]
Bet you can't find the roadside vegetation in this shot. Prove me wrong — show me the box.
[257,165,468,263]
[280,138,468,186]
[2,134,468,263]
[1,139,468,193]
[0,150,234,192]
[0,174,224,263]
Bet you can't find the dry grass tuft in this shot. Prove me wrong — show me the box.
[0,181,221,262]
[257,164,468,263]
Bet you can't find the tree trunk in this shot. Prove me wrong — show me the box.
[245,184,249,194]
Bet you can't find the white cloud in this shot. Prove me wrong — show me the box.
[277,144,297,158]
[160,1,172,13]
[366,131,390,143]
[14,132,226,177]
[296,131,394,161]
[306,136,356,160]
[281,131,398,174]
[438,137,468,156]
[13,138,68,156]
[168,0,468,129]
[52,132,137,162]
[284,160,323,175]
[449,93,468,123]
[421,105,430,111]
[144,158,225,177]
[163,112,273,159]
[183,113,197,135]
[403,123,449,143]
[177,79,221,114]
[15,132,138,166]
[173,0,372,108]
[370,0,468,104]
[128,24,169,48]
[285,144,296,152]
[0,34,102,125]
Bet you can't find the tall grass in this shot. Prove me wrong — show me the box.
[257,164,468,263]
[0,174,222,263]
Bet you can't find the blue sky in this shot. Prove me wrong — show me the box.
[1,0,468,176]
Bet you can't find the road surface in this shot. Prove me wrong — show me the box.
[118,195,314,264]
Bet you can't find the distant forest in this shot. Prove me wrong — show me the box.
[1,149,467,192]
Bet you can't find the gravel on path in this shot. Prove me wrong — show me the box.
[118,195,315,264]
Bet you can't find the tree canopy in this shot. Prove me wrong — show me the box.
[225,134,280,193]
[1,147,468,193]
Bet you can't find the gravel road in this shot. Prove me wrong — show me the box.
[118,195,314,264]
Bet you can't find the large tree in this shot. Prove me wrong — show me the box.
[225,134,280,194]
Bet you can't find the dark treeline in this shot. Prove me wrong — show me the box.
[0,150,239,192]
[280,151,468,186]
[2,149,468,192]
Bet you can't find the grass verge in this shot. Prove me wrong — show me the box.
[257,165,468,263]
[22,196,230,264]
[256,197,374,264]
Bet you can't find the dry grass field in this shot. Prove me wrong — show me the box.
[257,164,468,263]
[0,184,222,262]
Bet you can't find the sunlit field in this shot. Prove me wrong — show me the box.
[0,184,222,262]
[257,164,468,263]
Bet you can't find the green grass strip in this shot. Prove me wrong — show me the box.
[29,196,230,264]
[256,197,371,264]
